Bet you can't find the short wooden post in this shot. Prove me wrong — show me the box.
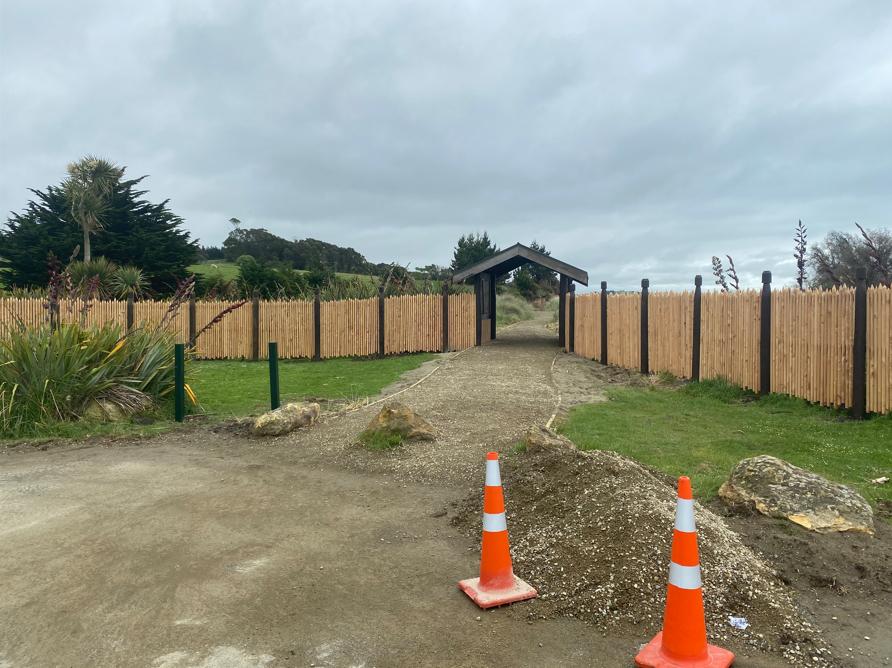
[313,289,321,361]
[49,298,60,331]
[441,282,450,353]
[126,296,134,331]
[174,343,185,422]
[759,271,772,396]
[251,297,260,361]
[268,341,280,410]
[600,281,608,364]
[378,285,386,357]
[558,275,568,348]
[640,278,649,375]
[851,268,868,419]
[568,283,576,353]
[188,297,197,348]
[691,275,702,381]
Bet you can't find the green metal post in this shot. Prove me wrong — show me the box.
[174,343,185,422]
[268,341,280,410]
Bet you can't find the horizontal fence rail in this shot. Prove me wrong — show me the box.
[568,279,892,416]
[0,293,477,361]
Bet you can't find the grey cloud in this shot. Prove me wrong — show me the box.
[2,1,890,291]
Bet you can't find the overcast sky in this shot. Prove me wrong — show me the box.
[2,1,890,290]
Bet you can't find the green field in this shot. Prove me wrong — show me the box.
[558,379,892,507]
[187,261,380,285]
[189,354,435,417]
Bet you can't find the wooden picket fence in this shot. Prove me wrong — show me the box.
[0,293,477,360]
[569,283,892,415]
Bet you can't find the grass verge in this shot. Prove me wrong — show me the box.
[190,353,435,417]
[558,378,892,507]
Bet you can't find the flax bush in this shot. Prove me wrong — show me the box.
[0,321,176,437]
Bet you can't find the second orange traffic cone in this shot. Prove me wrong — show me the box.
[458,452,537,609]
[635,476,734,668]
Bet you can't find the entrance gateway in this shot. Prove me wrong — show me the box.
[452,242,589,347]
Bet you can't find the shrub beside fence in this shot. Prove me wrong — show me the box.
[0,293,477,361]
[568,278,892,415]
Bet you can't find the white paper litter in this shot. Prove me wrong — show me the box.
[728,616,750,630]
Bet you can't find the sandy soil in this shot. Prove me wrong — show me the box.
[1,311,888,667]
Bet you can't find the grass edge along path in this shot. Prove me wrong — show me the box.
[558,379,892,507]
[190,353,435,417]
[1,353,435,444]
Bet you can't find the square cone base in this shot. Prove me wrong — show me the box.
[458,576,538,609]
[635,632,735,668]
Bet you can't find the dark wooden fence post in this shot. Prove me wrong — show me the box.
[188,296,197,348]
[600,281,608,364]
[851,268,868,419]
[251,297,260,361]
[640,278,650,375]
[489,272,497,342]
[313,289,321,361]
[268,341,280,410]
[759,271,772,396]
[126,296,134,332]
[558,275,568,348]
[692,275,702,381]
[441,282,450,353]
[568,283,576,353]
[475,276,483,346]
[378,285,386,357]
[174,342,185,422]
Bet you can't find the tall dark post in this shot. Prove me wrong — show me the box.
[851,268,868,419]
[441,282,450,353]
[558,275,568,348]
[188,297,197,348]
[474,276,483,346]
[600,281,608,364]
[378,285,386,357]
[568,283,576,353]
[50,298,60,331]
[268,341,280,410]
[489,271,497,342]
[313,288,322,361]
[174,343,185,423]
[640,278,650,375]
[691,275,703,381]
[759,271,772,396]
[251,297,260,361]
[126,296,134,331]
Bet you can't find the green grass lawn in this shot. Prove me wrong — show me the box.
[189,353,435,417]
[558,379,892,507]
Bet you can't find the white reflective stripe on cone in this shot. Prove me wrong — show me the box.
[485,460,501,487]
[674,498,696,533]
[668,562,702,590]
[483,512,507,533]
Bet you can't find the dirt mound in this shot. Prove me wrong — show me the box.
[452,445,834,666]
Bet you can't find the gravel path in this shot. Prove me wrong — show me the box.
[280,309,611,489]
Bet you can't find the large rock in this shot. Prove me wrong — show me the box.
[253,402,320,437]
[719,455,874,535]
[522,426,576,453]
[363,402,435,442]
[84,399,127,422]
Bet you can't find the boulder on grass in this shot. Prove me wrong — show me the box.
[363,402,435,442]
[718,455,874,535]
[253,402,320,437]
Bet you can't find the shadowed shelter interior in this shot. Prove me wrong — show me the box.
[453,242,589,346]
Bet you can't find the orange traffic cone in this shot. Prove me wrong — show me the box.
[458,452,537,609]
[635,476,735,668]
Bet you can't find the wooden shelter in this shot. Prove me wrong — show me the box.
[452,242,589,346]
